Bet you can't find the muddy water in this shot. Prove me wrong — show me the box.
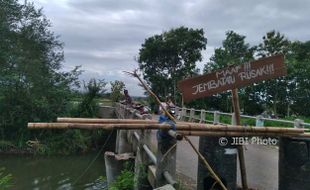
[0,153,107,190]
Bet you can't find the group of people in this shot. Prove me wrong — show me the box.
[120,89,176,117]
[120,89,150,115]
[120,89,176,144]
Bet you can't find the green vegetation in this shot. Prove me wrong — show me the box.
[30,78,110,155]
[0,0,78,151]
[0,1,109,155]
[74,79,107,118]
[110,80,125,103]
[0,168,12,190]
[203,31,310,118]
[138,26,207,103]
[139,28,310,119]
[108,163,134,190]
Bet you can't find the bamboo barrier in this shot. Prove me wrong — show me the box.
[28,122,306,135]
[56,117,307,132]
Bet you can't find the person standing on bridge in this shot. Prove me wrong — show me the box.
[157,104,176,153]
[159,96,175,115]
[123,89,132,106]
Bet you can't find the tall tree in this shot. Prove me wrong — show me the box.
[204,31,255,71]
[138,26,207,103]
[257,30,290,116]
[203,31,257,113]
[286,41,310,116]
[0,0,81,140]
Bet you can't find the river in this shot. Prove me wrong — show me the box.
[0,153,107,190]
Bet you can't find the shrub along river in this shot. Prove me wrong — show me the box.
[0,153,107,190]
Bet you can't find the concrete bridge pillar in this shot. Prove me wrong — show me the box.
[115,130,133,154]
[155,134,177,188]
[197,136,237,190]
[279,137,310,190]
[134,114,153,190]
[104,151,135,186]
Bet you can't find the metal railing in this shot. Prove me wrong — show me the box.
[174,106,310,128]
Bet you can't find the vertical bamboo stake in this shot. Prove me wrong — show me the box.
[231,89,248,190]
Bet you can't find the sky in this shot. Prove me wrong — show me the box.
[31,0,310,96]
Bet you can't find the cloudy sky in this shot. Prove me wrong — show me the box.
[32,0,310,96]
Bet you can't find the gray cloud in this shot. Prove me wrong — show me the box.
[34,0,310,96]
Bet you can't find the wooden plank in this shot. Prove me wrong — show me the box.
[178,54,286,102]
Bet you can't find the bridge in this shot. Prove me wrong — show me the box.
[102,103,310,190]
[28,103,310,189]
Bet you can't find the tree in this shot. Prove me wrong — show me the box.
[286,41,310,116]
[138,26,207,103]
[257,30,290,116]
[257,30,290,57]
[110,80,125,103]
[76,79,107,117]
[0,0,81,140]
[204,31,255,71]
[203,31,258,113]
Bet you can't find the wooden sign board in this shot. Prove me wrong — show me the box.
[178,54,287,102]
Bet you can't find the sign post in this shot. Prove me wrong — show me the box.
[231,88,248,189]
[178,54,287,189]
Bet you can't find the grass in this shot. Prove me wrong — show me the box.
[98,99,113,106]
[108,162,134,190]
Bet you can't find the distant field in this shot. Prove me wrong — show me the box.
[98,99,113,106]
[69,98,113,106]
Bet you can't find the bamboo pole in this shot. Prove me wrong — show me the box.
[28,123,304,134]
[184,135,228,190]
[178,131,306,137]
[56,117,307,133]
[232,88,248,190]
[57,117,159,124]
[58,117,216,126]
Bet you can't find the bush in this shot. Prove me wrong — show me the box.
[109,163,134,190]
